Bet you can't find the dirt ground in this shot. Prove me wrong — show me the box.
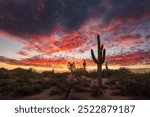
[22,78,133,100]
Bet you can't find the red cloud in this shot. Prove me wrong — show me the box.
[0,16,149,71]
[0,51,149,70]
[106,52,150,66]
[114,35,141,43]
[22,31,87,55]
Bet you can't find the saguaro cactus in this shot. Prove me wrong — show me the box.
[105,61,108,71]
[83,59,86,71]
[91,34,106,86]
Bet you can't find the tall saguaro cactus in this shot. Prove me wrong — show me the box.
[91,34,106,86]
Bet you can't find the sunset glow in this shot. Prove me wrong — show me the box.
[0,0,150,72]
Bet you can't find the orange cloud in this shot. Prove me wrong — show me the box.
[0,51,149,71]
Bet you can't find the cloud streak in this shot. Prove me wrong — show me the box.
[0,51,149,68]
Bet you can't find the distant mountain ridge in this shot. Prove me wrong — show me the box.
[131,68,150,73]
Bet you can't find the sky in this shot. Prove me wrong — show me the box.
[0,0,150,72]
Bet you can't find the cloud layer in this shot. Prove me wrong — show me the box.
[0,0,150,71]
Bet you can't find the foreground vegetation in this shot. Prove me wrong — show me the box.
[105,68,150,99]
[0,67,100,99]
[0,67,150,99]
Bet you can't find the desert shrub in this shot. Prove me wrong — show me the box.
[53,72,69,79]
[118,67,131,74]
[16,78,31,83]
[0,79,11,87]
[73,85,84,92]
[73,68,88,78]
[101,85,109,89]
[12,84,42,97]
[70,78,90,92]
[118,75,150,99]
[49,78,61,86]
[73,81,90,92]
[37,80,50,89]
[76,79,90,86]
[0,84,14,96]
[114,68,131,79]
[49,79,81,98]
[141,81,150,98]
[12,86,33,97]
[101,68,132,79]
[105,79,117,85]
[87,70,97,78]
[49,87,63,96]
[110,85,122,90]
[0,71,10,79]
[0,68,11,78]
[0,78,46,97]
[119,80,141,96]
[73,86,91,92]
[0,79,15,93]
[11,68,39,79]
[111,91,121,96]
[102,69,115,78]
[91,86,103,97]
[49,84,68,96]
[42,71,54,78]
[49,77,69,86]
[31,84,43,93]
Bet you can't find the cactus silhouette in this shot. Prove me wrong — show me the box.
[105,61,108,71]
[91,34,106,86]
[67,62,76,73]
[83,60,86,71]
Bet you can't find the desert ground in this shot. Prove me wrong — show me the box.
[21,78,132,100]
[0,67,150,100]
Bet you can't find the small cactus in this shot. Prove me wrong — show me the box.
[83,59,86,71]
[91,34,106,87]
[106,61,108,71]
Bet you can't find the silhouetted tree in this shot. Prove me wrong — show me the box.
[67,62,76,73]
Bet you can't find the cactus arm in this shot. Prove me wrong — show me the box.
[97,35,101,50]
[101,44,103,50]
[97,35,101,57]
[101,49,106,63]
[91,49,98,64]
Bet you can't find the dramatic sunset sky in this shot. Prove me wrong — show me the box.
[0,0,150,72]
